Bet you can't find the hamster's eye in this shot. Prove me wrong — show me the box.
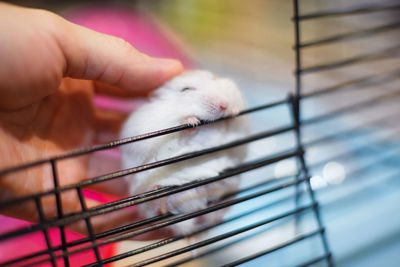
[181,86,196,92]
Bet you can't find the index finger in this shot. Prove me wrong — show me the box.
[56,15,183,94]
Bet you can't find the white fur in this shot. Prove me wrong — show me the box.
[120,70,250,236]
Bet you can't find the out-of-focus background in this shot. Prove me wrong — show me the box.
[1,0,400,266]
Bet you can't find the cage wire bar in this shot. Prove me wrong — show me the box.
[1,0,400,266]
[293,0,333,266]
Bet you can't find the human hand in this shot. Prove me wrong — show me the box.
[0,3,182,239]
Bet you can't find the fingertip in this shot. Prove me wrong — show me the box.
[118,57,184,94]
[149,57,184,86]
[156,58,184,76]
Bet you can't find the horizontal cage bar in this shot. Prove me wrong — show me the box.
[294,2,400,21]
[221,228,325,267]
[298,22,400,48]
[298,44,400,75]
[302,90,400,126]
[304,111,400,147]
[309,131,400,171]
[301,70,400,99]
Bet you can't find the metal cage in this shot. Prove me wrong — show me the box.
[1,0,400,266]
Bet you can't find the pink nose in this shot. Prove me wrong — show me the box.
[219,101,228,110]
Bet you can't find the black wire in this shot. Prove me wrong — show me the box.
[298,44,400,75]
[309,129,400,171]
[77,187,103,266]
[295,2,400,20]
[298,22,400,48]
[221,228,324,267]
[292,0,306,238]
[34,197,56,267]
[292,4,333,265]
[50,160,69,267]
[304,112,400,147]
[302,90,400,126]
[301,70,400,99]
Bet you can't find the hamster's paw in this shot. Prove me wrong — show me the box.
[182,116,201,127]
[166,188,207,214]
[230,107,240,116]
[152,185,168,215]
[170,218,199,236]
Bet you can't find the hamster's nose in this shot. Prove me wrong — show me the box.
[219,101,228,111]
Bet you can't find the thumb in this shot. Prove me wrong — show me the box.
[57,15,183,94]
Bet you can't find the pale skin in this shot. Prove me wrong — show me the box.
[0,3,182,239]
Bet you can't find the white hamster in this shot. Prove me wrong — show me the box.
[120,70,250,236]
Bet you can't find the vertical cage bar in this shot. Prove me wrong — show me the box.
[76,187,103,266]
[292,0,334,266]
[292,0,304,233]
[297,153,333,266]
[35,197,56,267]
[293,0,302,98]
[50,160,70,267]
